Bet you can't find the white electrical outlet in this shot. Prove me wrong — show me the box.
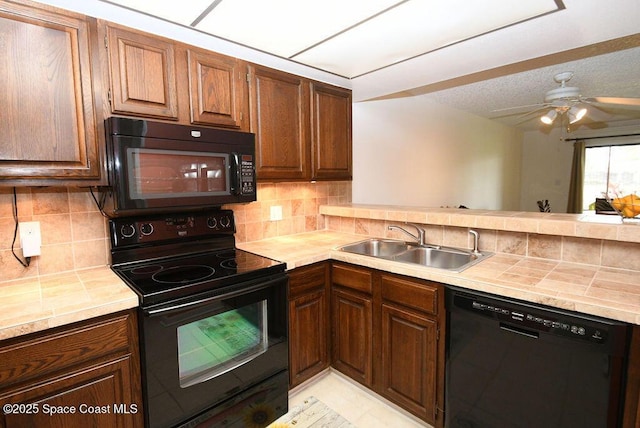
[270,205,283,221]
[19,221,41,257]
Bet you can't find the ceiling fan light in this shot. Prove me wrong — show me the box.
[568,106,587,124]
[540,110,557,125]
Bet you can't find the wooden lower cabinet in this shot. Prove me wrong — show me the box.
[288,262,330,388]
[329,262,444,427]
[0,310,143,428]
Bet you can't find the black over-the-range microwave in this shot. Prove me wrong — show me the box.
[101,117,257,217]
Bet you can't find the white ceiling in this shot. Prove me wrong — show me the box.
[103,0,561,79]
[40,0,640,132]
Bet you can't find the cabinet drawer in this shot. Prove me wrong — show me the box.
[0,313,132,387]
[289,262,328,297]
[381,274,438,315]
[332,264,373,294]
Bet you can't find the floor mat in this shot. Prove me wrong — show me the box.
[269,396,355,428]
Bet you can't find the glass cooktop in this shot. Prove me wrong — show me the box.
[112,248,284,304]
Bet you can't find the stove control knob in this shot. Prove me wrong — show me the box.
[206,217,218,229]
[120,224,136,238]
[220,215,232,229]
[140,223,154,236]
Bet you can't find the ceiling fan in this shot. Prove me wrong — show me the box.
[494,71,640,127]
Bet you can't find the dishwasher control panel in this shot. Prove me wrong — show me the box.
[468,298,607,343]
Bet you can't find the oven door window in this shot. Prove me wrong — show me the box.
[127,148,230,199]
[177,300,268,388]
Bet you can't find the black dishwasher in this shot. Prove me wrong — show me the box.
[445,286,629,428]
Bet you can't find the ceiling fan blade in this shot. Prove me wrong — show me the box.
[513,106,553,124]
[491,102,548,114]
[583,96,640,106]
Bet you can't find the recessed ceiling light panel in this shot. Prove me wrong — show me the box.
[294,0,561,77]
[195,0,402,58]
[104,0,212,26]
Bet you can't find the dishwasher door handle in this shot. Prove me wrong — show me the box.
[500,322,539,339]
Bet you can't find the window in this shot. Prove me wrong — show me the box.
[583,144,640,211]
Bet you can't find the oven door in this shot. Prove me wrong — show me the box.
[138,273,288,428]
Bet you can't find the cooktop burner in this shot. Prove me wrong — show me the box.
[152,265,216,284]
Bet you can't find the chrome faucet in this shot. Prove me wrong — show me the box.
[469,229,482,255]
[388,222,427,246]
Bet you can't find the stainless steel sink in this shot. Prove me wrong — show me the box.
[392,246,485,271]
[338,238,491,272]
[338,239,415,258]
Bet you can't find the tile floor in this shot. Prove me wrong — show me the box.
[287,369,432,427]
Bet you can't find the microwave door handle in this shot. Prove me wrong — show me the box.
[231,152,242,195]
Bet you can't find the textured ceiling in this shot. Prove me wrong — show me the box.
[423,47,640,131]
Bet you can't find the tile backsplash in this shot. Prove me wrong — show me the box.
[0,182,351,282]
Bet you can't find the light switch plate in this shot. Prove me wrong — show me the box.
[19,221,41,257]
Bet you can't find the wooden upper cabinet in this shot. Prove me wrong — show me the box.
[0,0,102,184]
[187,49,248,129]
[106,25,178,119]
[249,65,311,180]
[311,83,352,180]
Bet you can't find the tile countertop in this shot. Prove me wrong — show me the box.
[0,267,139,341]
[237,231,640,325]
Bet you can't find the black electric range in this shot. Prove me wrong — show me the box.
[109,209,289,428]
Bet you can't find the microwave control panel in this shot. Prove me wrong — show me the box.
[239,154,255,196]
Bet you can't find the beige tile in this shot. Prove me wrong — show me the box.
[38,243,74,275]
[73,239,109,269]
[34,213,72,245]
[0,217,18,250]
[562,236,602,265]
[289,371,429,428]
[575,222,618,240]
[527,233,561,260]
[442,226,469,248]
[71,212,107,241]
[32,187,69,215]
[496,231,527,256]
[602,240,640,270]
[0,249,39,282]
[68,187,100,213]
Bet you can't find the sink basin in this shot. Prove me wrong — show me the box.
[338,239,415,258]
[392,246,485,272]
[338,238,491,272]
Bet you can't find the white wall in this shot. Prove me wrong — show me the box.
[352,96,523,210]
[519,128,574,213]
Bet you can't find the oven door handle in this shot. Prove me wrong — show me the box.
[143,275,285,317]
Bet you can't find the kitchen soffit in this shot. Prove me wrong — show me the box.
[102,0,562,79]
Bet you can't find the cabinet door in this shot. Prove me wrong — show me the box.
[381,303,438,422]
[288,263,330,387]
[311,83,352,180]
[0,1,101,182]
[249,65,310,180]
[331,287,373,387]
[187,49,248,129]
[289,290,328,387]
[106,25,178,119]
[0,357,140,428]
